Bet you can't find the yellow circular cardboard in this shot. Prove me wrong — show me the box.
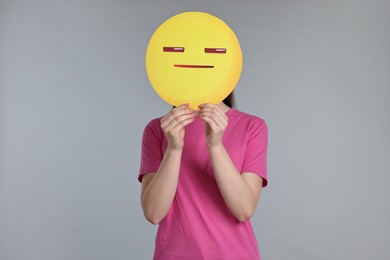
[145,12,242,109]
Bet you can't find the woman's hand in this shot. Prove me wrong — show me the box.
[198,103,228,148]
[160,104,195,150]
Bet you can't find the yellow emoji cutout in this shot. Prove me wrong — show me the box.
[145,12,242,109]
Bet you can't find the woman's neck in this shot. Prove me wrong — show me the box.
[217,102,231,113]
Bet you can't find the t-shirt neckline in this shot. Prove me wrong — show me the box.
[225,108,235,117]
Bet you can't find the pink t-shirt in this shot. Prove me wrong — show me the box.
[139,108,268,260]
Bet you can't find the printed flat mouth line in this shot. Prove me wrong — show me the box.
[174,64,214,68]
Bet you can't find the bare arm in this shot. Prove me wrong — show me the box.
[141,104,195,224]
[208,145,262,222]
[141,148,182,224]
[199,103,263,222]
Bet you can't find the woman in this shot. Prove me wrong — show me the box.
[138,92,268,259]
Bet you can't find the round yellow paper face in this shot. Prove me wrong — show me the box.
[146,12,242,109]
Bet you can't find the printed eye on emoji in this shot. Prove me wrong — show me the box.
[164,47,226,68]
[145,12,242,109]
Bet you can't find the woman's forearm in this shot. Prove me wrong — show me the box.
[141,147,182,224]
[208,145,259,222]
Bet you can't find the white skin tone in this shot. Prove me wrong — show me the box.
[141,102,263,224]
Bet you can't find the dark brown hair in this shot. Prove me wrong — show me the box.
[223,91,236,109]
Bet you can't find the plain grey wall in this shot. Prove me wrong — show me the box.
[1,0,389,259]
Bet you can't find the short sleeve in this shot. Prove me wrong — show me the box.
[241,118,268,188]
[138,119,163,182]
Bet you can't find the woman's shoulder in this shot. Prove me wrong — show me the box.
[228,109,268,138]
[145,116,162,127]
[143,116,164,135]
[228,108,267,126]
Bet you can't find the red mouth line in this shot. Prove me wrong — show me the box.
[174,64,214,68]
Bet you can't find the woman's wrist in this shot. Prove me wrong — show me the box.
[166,144,184,154]
[207,143,225,154]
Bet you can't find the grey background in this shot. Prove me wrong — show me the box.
[0,0,389,259]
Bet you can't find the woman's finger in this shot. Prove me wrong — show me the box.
[201,109,227,127]
[199,104,228,121]
[199,113,220,133]
[164,112,195,133]
[199,110,225,129]
[170,116,195,134]
[199,105,228,129]
[161,104,191,129]
[161,104,189,123]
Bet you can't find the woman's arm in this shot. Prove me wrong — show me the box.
[141,104,195,224]
[208,145,262,222]
[141,148,183,224]
[199,104,263,222]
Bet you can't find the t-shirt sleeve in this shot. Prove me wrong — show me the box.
[241,118,268,188]
[138,119,163,183]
